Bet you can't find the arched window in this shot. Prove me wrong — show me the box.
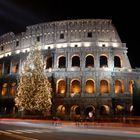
[58,56,66,68]
[70,80,81,95]
[72,55,80,67]
[100,105,110,115]
[12,63,19,73]
[57,80,66,94]
[116,105,124,115]
[57,105,65,115]
[85,55,94,68]
[2,83,8,96]
[85,80,95,94]
[100,55,108,67]
[5,62,10,74]
[71,105,81,115]
[10,82,17,96]
[85,106,95,116]
[100,80,109,93]
[46,56,52,69]
[114,56,121,67]
[115,80,124,94]
[129,80,134,95]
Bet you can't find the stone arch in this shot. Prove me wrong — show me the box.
[85,105,96,116]
[57,105,66,115]
[10,82,17,96]
[100,55,108,67]
[85,54,94,68]
[5,61,11,74]
[46,56,53,69]
[71,55,80,67]
[85,79,95,94]
[71,105,81,116]
[56,79,66,95]
[115,80,124,94]
[12,63,19,73]
[57,55,66,68]
[100,105,110,115]
[129,80,134,95]
[114,56,121,68]
[70,79,81,96]
[2,83,8,96]
[2,98,15,114]
[100,80,110,93]
[115,105,124,115]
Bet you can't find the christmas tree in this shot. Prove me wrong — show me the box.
[15,45,52,116]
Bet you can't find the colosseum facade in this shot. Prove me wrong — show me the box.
[0,19,139,120]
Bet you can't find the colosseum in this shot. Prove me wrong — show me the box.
[0,19,139,119]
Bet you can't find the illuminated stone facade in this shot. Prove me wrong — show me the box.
[0,19,139,119]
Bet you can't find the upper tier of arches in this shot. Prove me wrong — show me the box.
[0,19,124,56]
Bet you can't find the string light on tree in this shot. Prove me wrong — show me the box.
[15,44,52,116]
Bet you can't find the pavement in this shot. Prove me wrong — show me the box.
[1,118,140,140]
[1,118,140,131]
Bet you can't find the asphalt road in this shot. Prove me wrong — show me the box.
[0,119,140,140]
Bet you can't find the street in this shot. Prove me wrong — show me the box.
[0,119,140,140]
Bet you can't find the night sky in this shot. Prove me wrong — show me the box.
[0,0,139,68]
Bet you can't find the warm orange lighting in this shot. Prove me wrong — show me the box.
[100,80,109,93]
[57,80,66,94]
[71,80,81,94]
[86,86,93,93]
[85,80,95,94]
[115,105,124,115]
[10,83,16,96]
[100,105,110,115]
[116,105,124,111]
[2,83,8,96]
[115,80,124,94]
[60,89,65,94]
[57,105,65,114]
[129,80,133,95]
[12,65,18,73]
[72,87,80,93]
[71,105,77,111]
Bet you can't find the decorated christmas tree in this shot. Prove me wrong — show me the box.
[15,45,52,116]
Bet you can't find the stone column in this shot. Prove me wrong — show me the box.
[95,50,99,69]
[95,107,101,119]
[67,51,71,69]
[66,77,70,97]
[65,104,71,120]
[108,49,114,69]
[10,61,12,74]
[80,104,85,118]
[80,51,85,71]
[81,75,85,97]
[124,78,129,94]
[66,52,68,69]
[18,59,22,74]
[2,62,5,75]
[95,73,100,94]
[53,52,57,69]
[110,78,115,96]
